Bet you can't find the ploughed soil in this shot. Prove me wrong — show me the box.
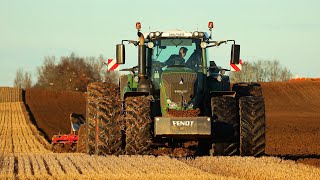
[25,88,86,141]
[261,81,320,167]
[25,81,320,167]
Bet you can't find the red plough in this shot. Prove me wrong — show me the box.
[51,113,85,153]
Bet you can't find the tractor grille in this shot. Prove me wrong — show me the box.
[162,72,197,104]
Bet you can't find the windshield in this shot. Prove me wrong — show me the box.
[149,38,203,90]
[152,38,201,70]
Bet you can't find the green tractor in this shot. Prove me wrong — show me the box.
[84,22,265,157]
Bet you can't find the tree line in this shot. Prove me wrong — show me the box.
[14,55,292,91]
[230,60,292,82]
[14,53,119,91]
[14,69,32,89]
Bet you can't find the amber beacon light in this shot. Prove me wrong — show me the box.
[208,21,214,29]
[136,22,141,30]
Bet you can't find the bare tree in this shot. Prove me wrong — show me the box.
[269,60,280,82]
[36,56,57,88]
[230,60,292,83]
[13,69,32,89]
[34,53,119,92]
[14,68,24,88]
[23,72,32,89]
[279,67,292,82]
[85,55,119,83]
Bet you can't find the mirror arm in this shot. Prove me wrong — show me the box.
[206,40,236,48]
[226,40,235,44]
[206,44,218,48]
[122,40,139,46]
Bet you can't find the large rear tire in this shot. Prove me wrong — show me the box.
[96,97,123,155]
[125,96,152,155]
[86,81,123,155]
[86,83,101,154]
[239,96,265,157]
[211,96,239,156]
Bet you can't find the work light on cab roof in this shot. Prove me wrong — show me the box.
[145,22,213,39]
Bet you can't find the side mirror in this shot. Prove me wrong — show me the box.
[231,44,240,64]
[116,44,125,64]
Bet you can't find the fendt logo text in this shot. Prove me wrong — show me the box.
[172,121,194,127]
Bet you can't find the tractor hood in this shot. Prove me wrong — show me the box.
[160,67,197,115]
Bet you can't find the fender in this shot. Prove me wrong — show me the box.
[119,74,139,99]
[209,91,236,98]
[124,91,150,99]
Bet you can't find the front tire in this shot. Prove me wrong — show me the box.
[211,96,239,156]
[239,96,266,157]
[125,96,152,155]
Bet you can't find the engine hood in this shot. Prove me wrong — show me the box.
[160,66,197,115]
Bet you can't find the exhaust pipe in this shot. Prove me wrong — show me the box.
[137,31,151,93]
[138,31,145,45]
[137,32,146,79]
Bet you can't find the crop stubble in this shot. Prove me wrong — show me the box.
[1,85,320,179]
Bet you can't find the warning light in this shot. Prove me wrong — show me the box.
[136,22,141,30]
[208,21,214,29]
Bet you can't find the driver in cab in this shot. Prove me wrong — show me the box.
[164,47,188,67]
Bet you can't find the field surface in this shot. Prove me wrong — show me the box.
[262,81,320,166]
[25,88,86,140]
[1,82,320,179]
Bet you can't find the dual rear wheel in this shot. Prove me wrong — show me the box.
[86,81,152,155]
[86,82,123,155]
[211,83,266,157]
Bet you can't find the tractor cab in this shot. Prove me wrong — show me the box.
[116,22,240,113]
[147,33,205,90]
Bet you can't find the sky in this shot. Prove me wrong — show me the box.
[1,0,319,86]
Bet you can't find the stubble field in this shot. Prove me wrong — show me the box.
[1,81,320,179]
